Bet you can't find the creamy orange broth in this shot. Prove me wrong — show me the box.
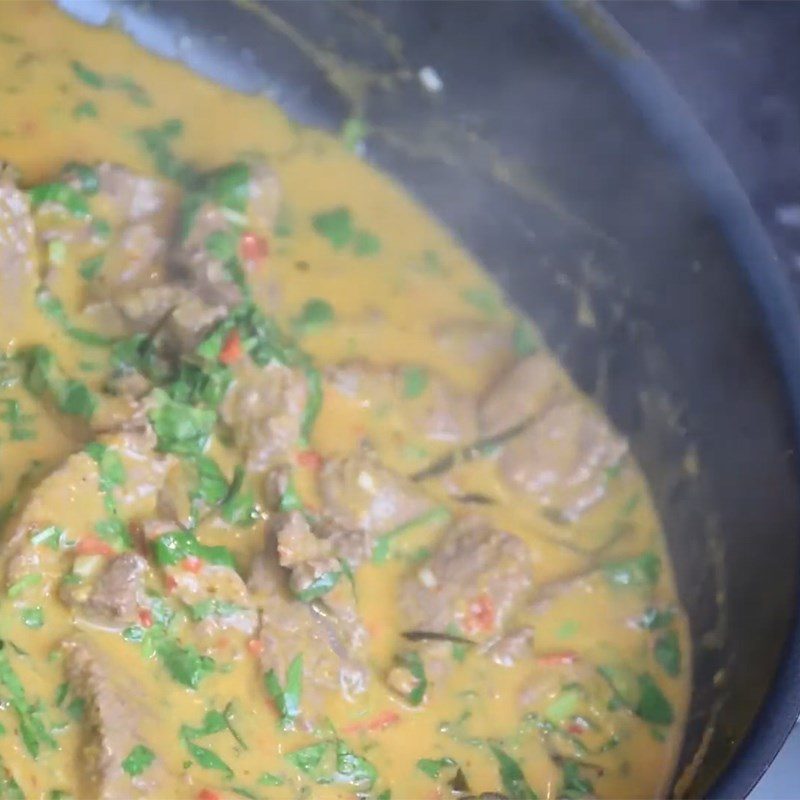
[0,3,689,799]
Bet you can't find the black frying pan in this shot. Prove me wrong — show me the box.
[55,1,800,796]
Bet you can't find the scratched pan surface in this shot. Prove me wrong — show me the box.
[56,1,800,796]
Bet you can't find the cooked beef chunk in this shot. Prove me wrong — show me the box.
[0,165,37,342]
[273,510,365,611]
[3,450,104,595]
[61,553,148,628]
[433,319,515,379]
[167,561,257,642]
[4,430,169,596]
[498,400,627,521]
[482,626,535,667]
[64,638,171,798]
[478,354,564,437]
[111,427,175,514]
[389,517,533,701]
[319,445,433,550]
[276,510,333,568]
[248,542,368,721]
[113,284,227,352]
[175,159,281,307]
[399,516,533,637]
[84,163,176,300]
[327,360,478,444]
[220,359,307,472]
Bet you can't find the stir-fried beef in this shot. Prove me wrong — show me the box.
[433,318,515,379]
[0,165,37,339]
[64,638,172,798]
[85,163,176,300]
[327,359,478,444]
[174,159,280,307]
[220,359,307,472]
[498,400,628,521]
[61,553,148,628]
[248,537,369,722]
[478,354,564,437]
[319,444,433,552]
[389,516,533,700]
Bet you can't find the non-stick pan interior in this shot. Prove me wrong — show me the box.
[56,1,800,795]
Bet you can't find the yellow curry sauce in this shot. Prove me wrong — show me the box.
[0,4,689,799]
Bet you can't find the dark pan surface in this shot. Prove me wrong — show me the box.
[57,2,800,795]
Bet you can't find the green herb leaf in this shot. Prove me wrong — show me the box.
[312,207,353,250]
[152,531,235,569]
[79,254,104,281]
[72,100,98,119]
[182,737,233,778]
[636,673,674,725]
[156,640,215,689]
[603,552,661,588]
[264,653,303,728]
[8,574,42,598]
[292,298,335,336]
[191,455,229,506]
[35,288,115,347]
[29,182,90,218]
[71,60,104,88]
[462,287,501,317]
[182,709,228,739]
[20,607,44,629]
[0,647,57,758]
[21,346,96,419]
[417,757,456,779]
[286,742,328,775]
[86,441,126,514]
[0,756,24,800]
[219,467,258,528]
[334,739,377,789]
[205,229,239,262]
[352,230,381,257]
[61,162,99,194]
[30,525,61,550]
[188,599,245,622]
[654,630,681,677]
[257,772,285,786]
[121,744,156,777]
[638,607,675,630]
[512,319,538,356]
[148,390,215,456]
[372,506,450,564]
[489,745,537,800]
[205,161,250,213]
[299,364,323,447]
[293,571,341,603]
[401,365,429,399]
[560,758,595,799]
[341,117,370,152]
[393,651,427,706]
[94,517,132,550]
[136,119,194,185]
